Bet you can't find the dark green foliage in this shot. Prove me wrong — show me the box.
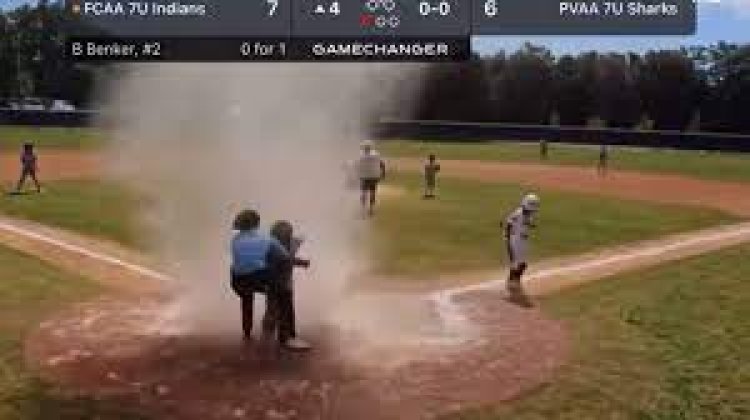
[412,43,750,134]
[0,1,104,106]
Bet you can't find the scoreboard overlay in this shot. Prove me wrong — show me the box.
[65,0,697,61]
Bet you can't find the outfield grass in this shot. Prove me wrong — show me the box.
[0,126,104,150]
[456,243,750,420]
[0,181,142,248]
[382,140,750,184]
[0,246,146,419]
[373,172,739,277]
[0,176,739,280]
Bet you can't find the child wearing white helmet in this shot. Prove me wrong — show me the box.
[355,140,386,216]
[504,193,540,307]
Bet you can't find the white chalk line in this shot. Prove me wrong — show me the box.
[0,221,171,282]
[2,218,750,346]
[429,222,750,341]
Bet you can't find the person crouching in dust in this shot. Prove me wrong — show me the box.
[13,142,41,194]
[355,140,386,217]
[504,193,540,308]
[230,209,309,351]
[265,220,312,351]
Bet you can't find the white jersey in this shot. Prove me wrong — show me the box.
[506,207,533,265]
[506,207,532,241]
[356,150,384,180]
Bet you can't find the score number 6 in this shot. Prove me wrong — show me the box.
[484,0,497,17]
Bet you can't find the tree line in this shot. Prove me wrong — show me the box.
[413,43,750,134]
[1,0,101,107]
[2,2,748,133]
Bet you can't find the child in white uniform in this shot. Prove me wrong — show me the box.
[355,141,386,216]
[504,193,540,307]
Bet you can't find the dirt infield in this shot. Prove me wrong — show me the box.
[7,150,750,216]
[7,150,750,217]
[393,157,750,217]
[26,293,567,420]
[0,212,565,419]
[6,152,750,419]
[0,150,101,182]
[0,216,163,295]
[6,214,748,419]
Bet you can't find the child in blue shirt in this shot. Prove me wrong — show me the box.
[230,210,310,351]
[230,209,290,342]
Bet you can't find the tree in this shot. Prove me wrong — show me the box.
[412,59,492,122]
[690,43,750,133]
[0,1,101,106]
[594,54,642,128]
[0,13,18,97]
[637,50,701,131]
[492,43,554,124]
[715,45,750,133]
[553,54,594,126]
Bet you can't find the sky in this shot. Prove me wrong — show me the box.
[2,0,748,54]
[0,0,40,11]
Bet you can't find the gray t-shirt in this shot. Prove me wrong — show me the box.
[356,150,384,180]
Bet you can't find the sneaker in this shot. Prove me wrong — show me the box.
[261,327,277,342]
[282,337,312,352]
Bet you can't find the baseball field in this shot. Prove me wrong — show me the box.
[0,126,748,419]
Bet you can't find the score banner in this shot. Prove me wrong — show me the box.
[473,0,696,35]
[65,37,471,61]
[65,0,697,61]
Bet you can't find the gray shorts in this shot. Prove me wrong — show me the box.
[507,239,528,270]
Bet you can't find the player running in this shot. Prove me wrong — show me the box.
[423,153,441,199]
[355,141,386,216]
[504,193,540,308]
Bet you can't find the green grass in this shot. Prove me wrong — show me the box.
[457,244,750,420]
[372,172,739,277]
[0,181,142,248]
[382,140,750,184]
[0,246,146,419]
[0,126,105,150]
[0,175,737,282]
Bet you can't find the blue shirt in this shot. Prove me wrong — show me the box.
[230,229,289,275]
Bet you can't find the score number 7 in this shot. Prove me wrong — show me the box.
[484,0,497,17]
[267,0,278,16]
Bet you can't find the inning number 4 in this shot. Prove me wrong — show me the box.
[267,0,278,16]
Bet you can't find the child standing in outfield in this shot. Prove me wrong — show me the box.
[14,142,41,193]
[268,220,312,351]
[539,140,549,160]
[597,143,609,176]
[504,193,540,308]
[423,154,441,199]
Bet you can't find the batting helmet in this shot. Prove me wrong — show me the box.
[233,209,260,231]
[521,193,540,212]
